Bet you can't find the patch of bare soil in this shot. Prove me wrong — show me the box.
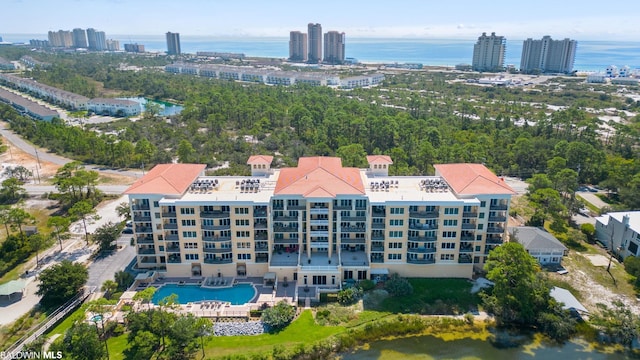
[0,140,60,182]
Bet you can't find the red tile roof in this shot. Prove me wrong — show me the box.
[274,157,365,197]
[366,155,393,165]
[247,155,274,165]
[434,163,515,195]
[124,164,206,195]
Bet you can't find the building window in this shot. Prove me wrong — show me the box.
[477,224,484,230]
[237,254,252,260]
[442,231,457,238]
[390,219,404,227]
[480,201,486,207]
[180,207,195,215]
[444,208,459,215]
[440,254,454,261]
[479,213,485,219]
[443,219,458,227]
[441,242,456,249]
[236,231,250,238]
[235,219,250,226]
[388,242,403,249]
[389,231,403,238]
[181,219,196,226]
[390,208,405,215]
[182,231,197,238]
[183,242,198,249]
[236,242,251,249]
[185,254,199,260]
[388,253,402,260]
[235,208,249,214]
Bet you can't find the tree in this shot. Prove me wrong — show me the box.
[133,286,157,311]
[93,221,120,252]
[115,202,131,221]
[115,270,135,292]
[61,322,107,360]
[36,260,88,308]
[261,301,295,331]
[177,139,196,163]
[8,207,35,236]
[28,233,46,268]
[0,206,11,236]
[0,178,27,204]
[336,144,368,168]
[3,165,32,183]
[384,274,414,297]
[47,215,71,251]
[591,301,640,348]
[482,242,550,325]
[580,223,596,243]
[101,280,118,300]
[69,200,100,244]
[124,330,158,360]
[165,314,202,359]
[337,287,363,305]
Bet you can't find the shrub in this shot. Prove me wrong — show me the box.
[261,301,295,331]
[337,287,363,305]
[580,223,596,243]
[358,279,375,291]
[384,274,413,297]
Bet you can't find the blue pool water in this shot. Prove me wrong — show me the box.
[151,283,256,305]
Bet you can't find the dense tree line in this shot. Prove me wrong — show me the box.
[1,51,639,209]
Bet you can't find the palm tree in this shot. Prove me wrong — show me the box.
[101,280,118,300]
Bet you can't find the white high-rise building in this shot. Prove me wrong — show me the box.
[472,32,506,72]
[520,36,577,74]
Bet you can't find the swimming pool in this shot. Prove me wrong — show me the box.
[151,283,256,305]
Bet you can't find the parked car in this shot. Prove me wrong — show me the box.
[125,220,133,228]
[122,228,133,234]
[577,186,588,192]
[588,187,598,192]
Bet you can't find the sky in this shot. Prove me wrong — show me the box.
[3,0,640,41]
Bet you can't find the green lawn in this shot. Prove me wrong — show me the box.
[204,310,344,358]
[378,278,479,315]
[106,334,127,360]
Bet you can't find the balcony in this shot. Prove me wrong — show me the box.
[132,204,150,211]
[165,234,179,241]
[165,246,180,253]
[255,255,269,263]
[341,227,366,233]
[138,248,156,255]
[203,247,233,254]
[167,256,181,264]
[204,258,233,264]
[254,233,268,240]
[371,245,384,252]
[407,235,437,242]
[200,211,230,218]
[273,238,299,245]
[133,215,151,222]
[163,223,178,230]
[458,256,473,264]
[490,204,508,211]
[342,216,366,222]
[371,257,384,264]
[462,212,478,218]
[486,237,504,245]
[273,204,284,210]
[333,204,351,210]
[407,247,436,254]
[409,211,439,219]
[162,211,177,218]
[203,236,231,242]
[341,238,366,244]
[371,223,385,229]
[135,227,152,234]
[355,205,367,211]
[289,205,307,210]
[459,246,474,253]
[371,233,384,240]
[255,244,269,252]
[372,209,386,218]
[409,223,438,230]
[460,234,475,241]
[137,237,154,244]
[489,216,507,222]
[407,258,436,265]
[254,210,267,218]
[462,223,476,230]
[138,256,157,264]
[274,215,297,222]
[310,219,329,226]
[254,222,268,229]
[487,227,505,234]
[274,226,298,233]
[201,224,231,231]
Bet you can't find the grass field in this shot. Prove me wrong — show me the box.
[378,278,479,315]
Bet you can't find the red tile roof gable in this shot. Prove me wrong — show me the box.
[274,157,365,197]
[124,164,206,195]
[434,163,515,195]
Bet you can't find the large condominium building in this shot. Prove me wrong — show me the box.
[307,23,322,64]
[323,31,345,65]
[472,32,506,72]
[72,28,88,48]
[289,31,308,62]
[106,39,120,51]
[166,32,181,55]
[48,30,73,48]
[520,36,577,74]
[125,155,514,290]
[86,28,107,51]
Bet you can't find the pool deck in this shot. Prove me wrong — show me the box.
[119,276,295,321]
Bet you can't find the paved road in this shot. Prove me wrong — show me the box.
[0,125,142,179]
[576,191,609,209]
[87,236,136,288]
[24,184,129,195]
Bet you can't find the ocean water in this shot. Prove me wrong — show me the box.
[4,34,639,71]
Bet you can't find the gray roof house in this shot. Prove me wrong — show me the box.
[509,226,568,265]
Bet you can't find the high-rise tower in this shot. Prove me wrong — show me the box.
[323,31,345,64]
[520,36,577,74]
[166,32,181,55]
[72,28,88,48]
[307,23,322,64]
[472,32,506,72]
[289,31,308,62]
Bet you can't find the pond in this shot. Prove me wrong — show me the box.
[342,335,632,359]
[118,97,183,116]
